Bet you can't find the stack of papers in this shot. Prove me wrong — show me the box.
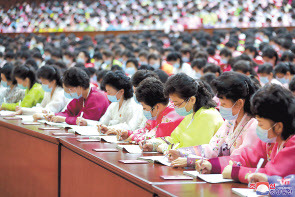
[117,145,143,154]
[16,115,34,122]
[138,156,171,166]
[232,188,258,197]
[183,171,234,183]
[97,135,128,143]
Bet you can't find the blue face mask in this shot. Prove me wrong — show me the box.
[94,61,101,69]
[151,63,160,70]
[64,91,82,100]
[44,55,51,61]
[143,107,157,120]
[125,67,136,76]
[63,57,71,65]
[260,76,269,84]
[42,84,52,92]
[105,60,111,65]
[107,91,121,103]
[173,63,180,69]
[219,101,240,120]
[276,77,289,84]
[221,59,228,64]
[256,124,277,143]
[76,58,85,64]
[18,84,27,90]
[182,57,189,63]
[1,81,9,88]
[175,99,193,116]
[195,72,202,79]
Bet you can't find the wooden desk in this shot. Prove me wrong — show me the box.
[0,118,74,197]
[59,137,195,197]
[152,182,248,197]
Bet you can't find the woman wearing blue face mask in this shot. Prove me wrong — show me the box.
[46,67,109,125]
[195,84,295,184]
[116,77,183,143]
[142,73,224,153]
[168,72,259,168]
[125,58,138,77]
[166,52,195,78]
[79,71,143,133]
[14,66,69,119]
[0,63,25,107]
[1,65,44,112]
[274,62,291,89]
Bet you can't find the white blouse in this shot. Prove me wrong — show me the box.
[22,87,70,115]
[86,97,144,131]
[173,63,195,78]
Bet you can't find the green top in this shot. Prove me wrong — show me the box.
[150,107,224,152]
[1,83,44,111]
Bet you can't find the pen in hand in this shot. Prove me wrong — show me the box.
[79,112,84,126]
[200,148,205,174]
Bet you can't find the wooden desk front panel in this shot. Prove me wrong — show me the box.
[0,125,59,197]
[60,146,152,197]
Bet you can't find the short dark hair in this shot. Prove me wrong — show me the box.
[203,63,222,75]
[281,51,294,62]
[131,70,159,87]
[191,58,207,69]
[251,84,295,140]
[213,72,258,115]
[164,73,216,112]
[13,65,37,89]
[262,47,279,65]
[1,63,17,84]
[102,71,133,100]
[126,58,139,69]
[37,66,62,87]
[233,60,251,74]
[62,67,90,89]
[258,63,273,74]
[136,77,168,107]
[274,62,290,75]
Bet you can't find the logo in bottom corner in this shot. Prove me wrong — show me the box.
[249,182,270,195]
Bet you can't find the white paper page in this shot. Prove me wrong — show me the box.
[37,120,70,128]
[138,156,171,166]
[197,174,234,183]
[183,171,200,178]
[16,115,34,122]
[69,126,101,136]
[117,145,143,154]
[99,136,121,143]
[232,188,257,197]
[0,111,15,116]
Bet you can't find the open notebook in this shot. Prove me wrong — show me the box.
[38,120,71,128]
[232,188,258,197]
[97,135,128,144]
[138,156,171,166]
[0,111,15,117]
[183,171,234,183]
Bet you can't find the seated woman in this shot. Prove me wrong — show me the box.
[0,63,25,106]
[142,73,224,153]
[13,66,69,118]
[116,77,184,143]
[196,84,295,183]
[47,67,109,124]
[78,71,143,132]
[1,65,44,111]
[168,72,259,167]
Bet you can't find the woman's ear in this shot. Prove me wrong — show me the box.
[190,96,196,104]
[235,99,245,108]
[274,122,283,136]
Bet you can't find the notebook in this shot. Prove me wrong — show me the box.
[138,156,171,166]
[22,122,41,125]
[117,145,143,154]
[183,171,234,183]
[93,148,119,152]
[232,188,258,197]
[77,139,100,142]
[69,126,101,136]
[38,120,70,128]
[16,115,34,122]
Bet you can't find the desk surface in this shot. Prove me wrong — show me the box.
[59,137,248,195]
